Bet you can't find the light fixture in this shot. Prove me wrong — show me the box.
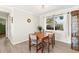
[41,5,45,8]
[41,5,49,9]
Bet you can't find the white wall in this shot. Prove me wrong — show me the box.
[10,8,39,44]
[0,6,40,45]
[39,6,79,44]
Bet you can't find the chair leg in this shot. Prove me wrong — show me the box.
[41,41,44,53]
[51,40,54,48]
[42,45,44,53]
[48,43,50,53]
[52,44,54,48]
[29,41,31,52]
[51,38,54,48]
[48,39,50,53]
[29,45,31,52]
[54,39,55,45]
[36,44,38,53]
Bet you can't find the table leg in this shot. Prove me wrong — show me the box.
[41,40,44,53]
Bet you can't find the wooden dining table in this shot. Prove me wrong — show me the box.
[35,32,50,52]
[35,32,50,43]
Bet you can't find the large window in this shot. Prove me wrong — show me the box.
[45,14,64,31]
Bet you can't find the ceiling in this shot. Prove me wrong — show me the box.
[1,5,76,15]
[12,5,76,15]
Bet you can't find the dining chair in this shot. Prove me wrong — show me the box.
[48,33,55,48]
[29,33,43,53]
[43,32,55,52]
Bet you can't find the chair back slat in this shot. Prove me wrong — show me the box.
[30,34,37,40]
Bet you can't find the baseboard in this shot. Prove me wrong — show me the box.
[55,39,71,45]
[8,37,71,45]
[10,39,28,45]
[6,36,28,45]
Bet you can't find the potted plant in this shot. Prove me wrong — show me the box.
[37,26,42,32]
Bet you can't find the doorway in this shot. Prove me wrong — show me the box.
[0,11,9,38]
[0,17,6,38]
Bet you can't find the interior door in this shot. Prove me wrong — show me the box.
[71,10,79,51]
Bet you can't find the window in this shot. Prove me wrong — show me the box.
[46,16,54,30]
[45,14,64,31]
[54,14,64,30]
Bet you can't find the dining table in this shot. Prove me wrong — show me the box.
[35,32,50,52]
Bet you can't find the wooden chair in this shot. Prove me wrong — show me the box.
[48,33,55,47]
[29,33,43,53]
[43,33,55,52]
